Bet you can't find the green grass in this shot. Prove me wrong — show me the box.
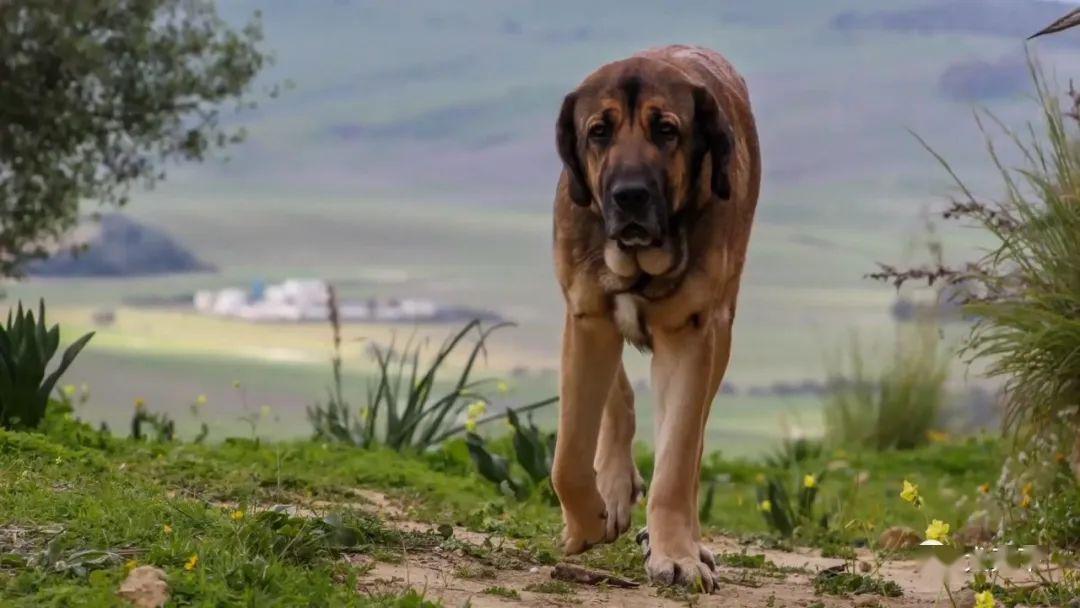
[480,586,520,599]
[0,430,449,606]
[812,570,903,598]
[0,404,1011,605]
[522,580,573,595]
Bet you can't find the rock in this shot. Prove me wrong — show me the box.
[858,560,872,573]
[878,526,921,551]
[954,516,994,548]
[117,565,169,608]
[950,588,976,608]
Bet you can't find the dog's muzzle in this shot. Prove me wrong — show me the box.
[604,181,665,249]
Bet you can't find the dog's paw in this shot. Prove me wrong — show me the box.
[559,490,610,555]
[637,530,718,593]
[595,457,644,541]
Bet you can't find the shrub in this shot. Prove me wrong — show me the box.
[763,436,823,470]
[756,470,828,538]
[130,405,176,442]
[872,59,1080,466]
[823,327,948,451]
[0,300,93,430]
[465,409,556,501]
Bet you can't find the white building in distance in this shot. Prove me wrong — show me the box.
[193,279,497,324]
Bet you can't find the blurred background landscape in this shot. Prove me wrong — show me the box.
[7,0,1080,454]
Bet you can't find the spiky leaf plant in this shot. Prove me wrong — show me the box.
[0,300,94,429]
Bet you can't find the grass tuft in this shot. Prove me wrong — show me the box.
[812,570,902,597]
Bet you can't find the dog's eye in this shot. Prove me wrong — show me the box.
[587,123,610,140]
[655,121,679,141]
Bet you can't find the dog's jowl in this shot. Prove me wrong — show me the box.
[551,45,761,591]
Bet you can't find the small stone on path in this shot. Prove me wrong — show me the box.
[117,565,169,608]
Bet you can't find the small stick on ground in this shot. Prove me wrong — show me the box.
[551,563,640,589]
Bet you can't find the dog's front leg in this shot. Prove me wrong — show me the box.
[552,310,623,554]
[642,314,728,592]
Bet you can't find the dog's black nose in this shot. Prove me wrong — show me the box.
[612,183,650,211]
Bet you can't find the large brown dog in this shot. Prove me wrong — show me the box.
[551,45,760,590]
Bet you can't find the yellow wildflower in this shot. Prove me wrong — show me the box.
[359,407,370,422]
[232,380,241,389]
[466,400,487,419]
[231,510,245,521]
[900,480,921,507]
[974,590,996,608]
[759,500,772,513]
[184,554,199,571]
[978,483,990,494]
[496,381,510,394]
[162,524,173,535]
[124,559,138,573]
[62,384,77,397]
[1022,482,1034,497]
[195,394,207,407]
[803,474,817,489]
[926,429,950,443]
[134,398,146,411]
[465,419,477,433]
[1020,494,1032,509]
[925,520,950,544]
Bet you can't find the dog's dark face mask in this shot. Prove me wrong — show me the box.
[556,59,734,251]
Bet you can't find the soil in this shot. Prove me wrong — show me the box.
[342,491,989,608]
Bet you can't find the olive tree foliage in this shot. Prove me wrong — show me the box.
[0,0,269,278]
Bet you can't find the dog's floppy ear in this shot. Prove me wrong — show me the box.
[692,86,734,201]
[556,92,591,206]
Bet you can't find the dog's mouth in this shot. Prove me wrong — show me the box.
[612,223,664,250]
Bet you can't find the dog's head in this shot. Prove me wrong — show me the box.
[556,57,733,250]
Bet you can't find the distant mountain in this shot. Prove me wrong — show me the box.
[29,214,214,278]
[832,1,1080,45]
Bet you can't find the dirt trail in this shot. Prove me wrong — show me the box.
[353,540,954,608]
[343,491,976,608]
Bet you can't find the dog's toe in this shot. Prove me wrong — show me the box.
[645,550,717,593]
[699,544,717,571]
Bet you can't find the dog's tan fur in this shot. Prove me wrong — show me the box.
[551,45,761,590]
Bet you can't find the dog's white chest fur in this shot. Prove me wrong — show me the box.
[613,293,650,349]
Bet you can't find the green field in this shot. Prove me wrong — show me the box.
[4,196,984,456]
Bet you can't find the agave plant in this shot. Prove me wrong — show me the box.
[307,311,556,452]
[0,300,94,430]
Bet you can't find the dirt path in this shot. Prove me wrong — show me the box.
[352,541,954,607]
[340,491,975,608]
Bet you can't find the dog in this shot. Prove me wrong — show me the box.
[550,45,761,591]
